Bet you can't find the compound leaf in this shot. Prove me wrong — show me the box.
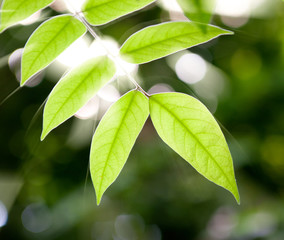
[149,92,240,203]
[120,21,232,64]
[41,56,116,140]
[90,90,149,205]
[21,14,86,86]
[0,0,55,32]
[82,0,156,25]
[177,0,216,24]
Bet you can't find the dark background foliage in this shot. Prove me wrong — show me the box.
[0,0,284,239]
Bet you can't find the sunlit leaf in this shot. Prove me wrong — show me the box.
[177,0,216,24]
[82,0,156,25]
[149,92,240,203]
[90,90,149,205]
[0,0,55,32]
[120,21,232,64]
[21,15,86,86]
[41,56,116,140]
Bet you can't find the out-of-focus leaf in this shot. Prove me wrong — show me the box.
[0,0,55,32]
[149,92,240,203]
[120,21,232,64]
[177,0,216,24]
[90,90,149,205]
[21,15,86,85]
[41,56,116,140]
[82,0,156,25]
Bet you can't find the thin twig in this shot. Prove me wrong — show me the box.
[75,13,150,97]
[63,0,150,97]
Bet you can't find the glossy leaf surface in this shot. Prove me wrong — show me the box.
[41,56,116,140]
[21,15,86,85]
[0,0,54,32]
[90,90,149,205]
[149,92,240,203]
[120,21,232,64]
[82,0,155,25]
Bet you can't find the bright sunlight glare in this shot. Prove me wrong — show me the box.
[75,96,100,120]
[64,0,85,13]
[57,36,138,76]
[57,38,90,68]
[98,84,121,103]
[89,38,138,76]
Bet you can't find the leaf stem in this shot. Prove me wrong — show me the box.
[73,12,150,97]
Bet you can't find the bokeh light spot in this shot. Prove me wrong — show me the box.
[0,201,8,227]
[21,203,52,233]
[148,83,174,94]
[9,48,44,87]
[175,53,207,84]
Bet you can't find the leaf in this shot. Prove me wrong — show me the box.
[120,21,232,64]
[82,0,156,25]
[90,90,149,205]
[149,92,240,203]
[41,56,116,140]
[0,0,54,32]
[21,15,86,86]
[177,0,216,24]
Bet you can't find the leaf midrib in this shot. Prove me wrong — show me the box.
[121,27,223,55]
[151,96,235,190]
[83,0,151,13]
[2,0,31,25]
[97,91,137,197]
[43,62,105,138]
[22,16,74,82]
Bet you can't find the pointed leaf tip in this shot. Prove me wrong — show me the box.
[41,56,116,140]
[149,92,239,203]
[0,0,55,32]
[21,15,86,85]
[90,90,149,204]
[120,21,233,64]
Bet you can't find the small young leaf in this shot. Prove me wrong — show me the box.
[177,0,216,24]
[0,0,55,32]
[90,90,149,205]
[120,21,232,64]
[149,92,240,203]
[82,0,156,25]
[41,56,116,140]
[21,15,86,86]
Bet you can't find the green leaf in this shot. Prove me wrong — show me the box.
[82,0,156,25]
[21,15,86,86]
[149,92,240,203]
[0,0,54,32]
[177,0,216,24]
[41,56,116,140]
[90,90,149,205]
[120,21,232,64]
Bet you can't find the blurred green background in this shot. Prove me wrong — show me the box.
[0,0,284,239]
